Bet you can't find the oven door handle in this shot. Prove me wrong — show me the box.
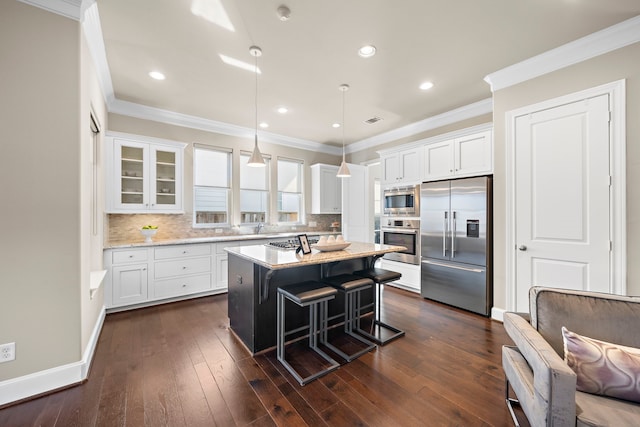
[381,228,418,235]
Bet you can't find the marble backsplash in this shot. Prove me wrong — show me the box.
[107,213,342,244]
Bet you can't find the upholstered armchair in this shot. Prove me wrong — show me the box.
[502,287,640,427]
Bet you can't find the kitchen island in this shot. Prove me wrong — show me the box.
[226,242,406,354]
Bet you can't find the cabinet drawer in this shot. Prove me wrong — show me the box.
[155,244,211,260]
[112,249,148,264]
[154,257,211,279]
[152,274,212,299]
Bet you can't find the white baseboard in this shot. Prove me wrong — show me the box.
[0,306,105,406]
[491,307,506,322]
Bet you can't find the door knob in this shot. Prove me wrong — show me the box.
[518,245,527,251]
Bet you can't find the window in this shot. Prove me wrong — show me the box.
[277,158,303,223]
[240,153,270,224]
[193,145,231,226]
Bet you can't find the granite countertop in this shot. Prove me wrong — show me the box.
[225,241,406,270]
[105,231,340,249]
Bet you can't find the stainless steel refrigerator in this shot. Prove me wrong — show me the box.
[420,176,492,316]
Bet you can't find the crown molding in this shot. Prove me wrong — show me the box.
[484,15,640,92]
[17,0,95,21]
[109,99,342,156]
[346,98,492,154]
[82,3,115,105]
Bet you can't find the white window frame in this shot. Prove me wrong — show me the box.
[276,157,304,225]
[239,152,271,225]
[193,144,232,228]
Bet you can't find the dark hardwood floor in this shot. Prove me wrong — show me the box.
[0,286,529,426]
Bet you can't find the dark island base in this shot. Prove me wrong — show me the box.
[228,254,375,354]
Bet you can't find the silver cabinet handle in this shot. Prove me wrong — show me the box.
[451,211,457,257]
[518,245,527,251]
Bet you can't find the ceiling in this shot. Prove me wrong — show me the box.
[96,0,640,147]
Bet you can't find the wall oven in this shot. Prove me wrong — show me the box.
[381,218,420,265]
[383,185,419,216]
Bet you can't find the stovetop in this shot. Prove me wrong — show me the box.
[267,237,319,250]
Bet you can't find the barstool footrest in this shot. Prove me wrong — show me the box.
[356,319,405,345]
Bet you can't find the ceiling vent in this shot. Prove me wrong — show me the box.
[364,116,383,124]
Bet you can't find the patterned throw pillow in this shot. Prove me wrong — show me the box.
[562,327,640,403]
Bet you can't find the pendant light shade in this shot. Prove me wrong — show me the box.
[336,84,351,178]
[248,45,266,167]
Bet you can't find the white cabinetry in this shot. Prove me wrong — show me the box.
[106,135,186,213]
[152,244,213,299]
[105,243,219,310]
[106,248,151,307]
[380,259,420,293]
[423,130,492,180]
[310,164,341,214]
[381,148,421,185]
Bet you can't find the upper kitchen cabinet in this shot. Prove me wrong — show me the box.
[106,135,186,213]
[381,147,421,185]
[423,130,492,181]
[310,163,341,214]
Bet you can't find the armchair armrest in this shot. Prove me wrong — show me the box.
[503,312,576,427]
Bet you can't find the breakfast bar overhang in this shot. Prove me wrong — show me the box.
[225,242,406,354]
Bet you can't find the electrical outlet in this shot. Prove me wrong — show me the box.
[309,221,317,227]
[215,228,223,234]
[0,342,15,363]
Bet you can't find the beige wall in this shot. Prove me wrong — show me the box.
[492,42,640,310]
[107,114,342,238]
[0,2,82,379]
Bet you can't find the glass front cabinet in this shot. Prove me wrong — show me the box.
[106,136,186,213]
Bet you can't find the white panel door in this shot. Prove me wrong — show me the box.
[342,164,369,242]
[515,94,611,311]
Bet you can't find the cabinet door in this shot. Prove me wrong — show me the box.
[150,145,183,211]
[454,131,493,176]
[215,254,228,290]
[423,140,454,180]
[381,154,400,185]
[113,139,150,210]
[399,148,421,183]
[319,166,341,213]
[111,263,148,307]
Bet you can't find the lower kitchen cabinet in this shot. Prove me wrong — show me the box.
[111,263,148,305]
[380,259,421,293]
[104,238,272,311]
[105,243,220,311]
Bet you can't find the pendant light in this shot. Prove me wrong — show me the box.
[336,84,351,178]
[248,45,266,167]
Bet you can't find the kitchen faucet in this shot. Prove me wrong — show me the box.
[256,222,264,234]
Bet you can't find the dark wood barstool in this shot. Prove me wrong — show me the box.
[277,281,340,385]
[322,274,377,361]
[352,268,405,345]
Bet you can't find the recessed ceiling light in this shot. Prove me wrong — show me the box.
[149,71,165,80]
[259,122,269,128]
[420,81,434,90]
[219,54,261,73]
[358,45,376,58]
[277,107,288,114]
[332,123,341,128]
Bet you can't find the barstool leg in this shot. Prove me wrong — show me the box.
[357,282,405,345]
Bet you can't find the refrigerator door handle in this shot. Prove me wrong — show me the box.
[422,259,484,273]
[451,211,457,257]
[442,211,448,257]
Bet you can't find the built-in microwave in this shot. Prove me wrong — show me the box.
[383,185,419,216]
